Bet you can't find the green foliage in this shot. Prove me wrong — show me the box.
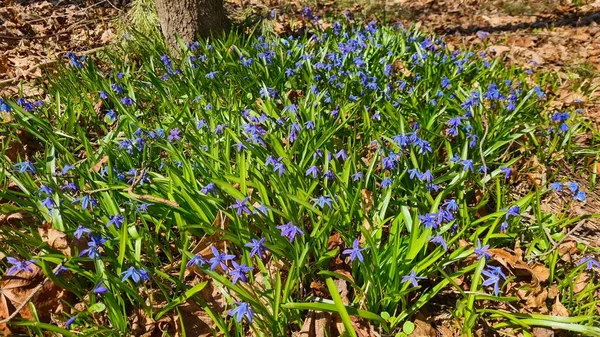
[0,18,599,336]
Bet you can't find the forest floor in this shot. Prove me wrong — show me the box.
[2,0,600,102]
[1,1,600,336]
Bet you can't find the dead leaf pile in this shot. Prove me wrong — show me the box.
[0,0,123,97]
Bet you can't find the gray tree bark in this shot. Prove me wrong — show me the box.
[154,0,229,51]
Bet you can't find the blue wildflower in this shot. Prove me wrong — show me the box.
[107,214,124,229]
[121,266,150,283]
[245,238,267,258]
[402,270,426,287]
[13,161,36,174]
[208,246,235,271]
[474,240,491,260]
[5,257,36,275]
[342,239,367,263]
[578,256,600,271]
[276,222,304,242]
[311,195,334,209]
[381,177,393,189]
[73,225,91,239]
[229,261,253,284]
[228,302,254,323]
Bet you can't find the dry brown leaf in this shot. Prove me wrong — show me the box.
[573,273,589,294]
[100,29,116,44]
[38,227,71,256]
[0,265,69,333]
[533,327,554,337]
[489,248,549,283]
[526,288,548,312]
[411,319,436,337]
[293,311,333,337]
[551,295,569,317]
[190,210,230,260]
[90,155,109,173]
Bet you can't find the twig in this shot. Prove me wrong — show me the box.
[126,167,147,193]
[0,264,63,324]
[536,220,587,257]
[123,167,179,208]
[123,191,180,208]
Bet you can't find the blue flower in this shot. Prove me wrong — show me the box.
[306,165,320,178]
[121,97,135,106]
[79,235,108,259]
[381,177,393,189]
[107,214,124,228]
[430,235,447,250]
[200,183,216,196]
[382,153,398,170]
[5,257,36,275]
[408,169,421,180]
[499,166,512,179]
[135,203,151,213]
[506,206,520,218]
[276,222,304,242]
[72,195,97,211]
[444,199,459,212]
[121,266,150,283]
[245,237,267,258]
[13,161,36,174]
[168,128,182,142]
[73,225,91,239]
[566,182,579,193]
[500,221,509,233]
[335,149,348,161]
[93,281,108,294]
[550,182,563,192]
[342,239,367,262]
[99,91,109,100]
[311,195,334,209]
[65,315,78,328]
[574,191,586,202]
[65,51,85,68]
[229,261,253,284]
[352,172,363,182]
[105,109,117,122]
[577,256,600,271]
[421,170,433,182]
[228,302,254,323]
[323,170,335,180]
[41,197,56,212]
[187,254,207,268]
[208,246,236,271]
[460,159,474,172]
[402,270,426,287]
[229,197,252,216]
[481,265,506,296]
[474,240,491,260]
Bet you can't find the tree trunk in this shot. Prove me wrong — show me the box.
[154,0,229,51]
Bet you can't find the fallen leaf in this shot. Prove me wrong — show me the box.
[573,273,589,294]
[38,227,71,256]
[411,319,436,337]
[551,295,569,317]
[533,327,554,337]
[0,264,69,333]
[90,155,109,173]
[489,248,549,283]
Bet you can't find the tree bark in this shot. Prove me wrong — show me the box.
[154,0,229,51]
